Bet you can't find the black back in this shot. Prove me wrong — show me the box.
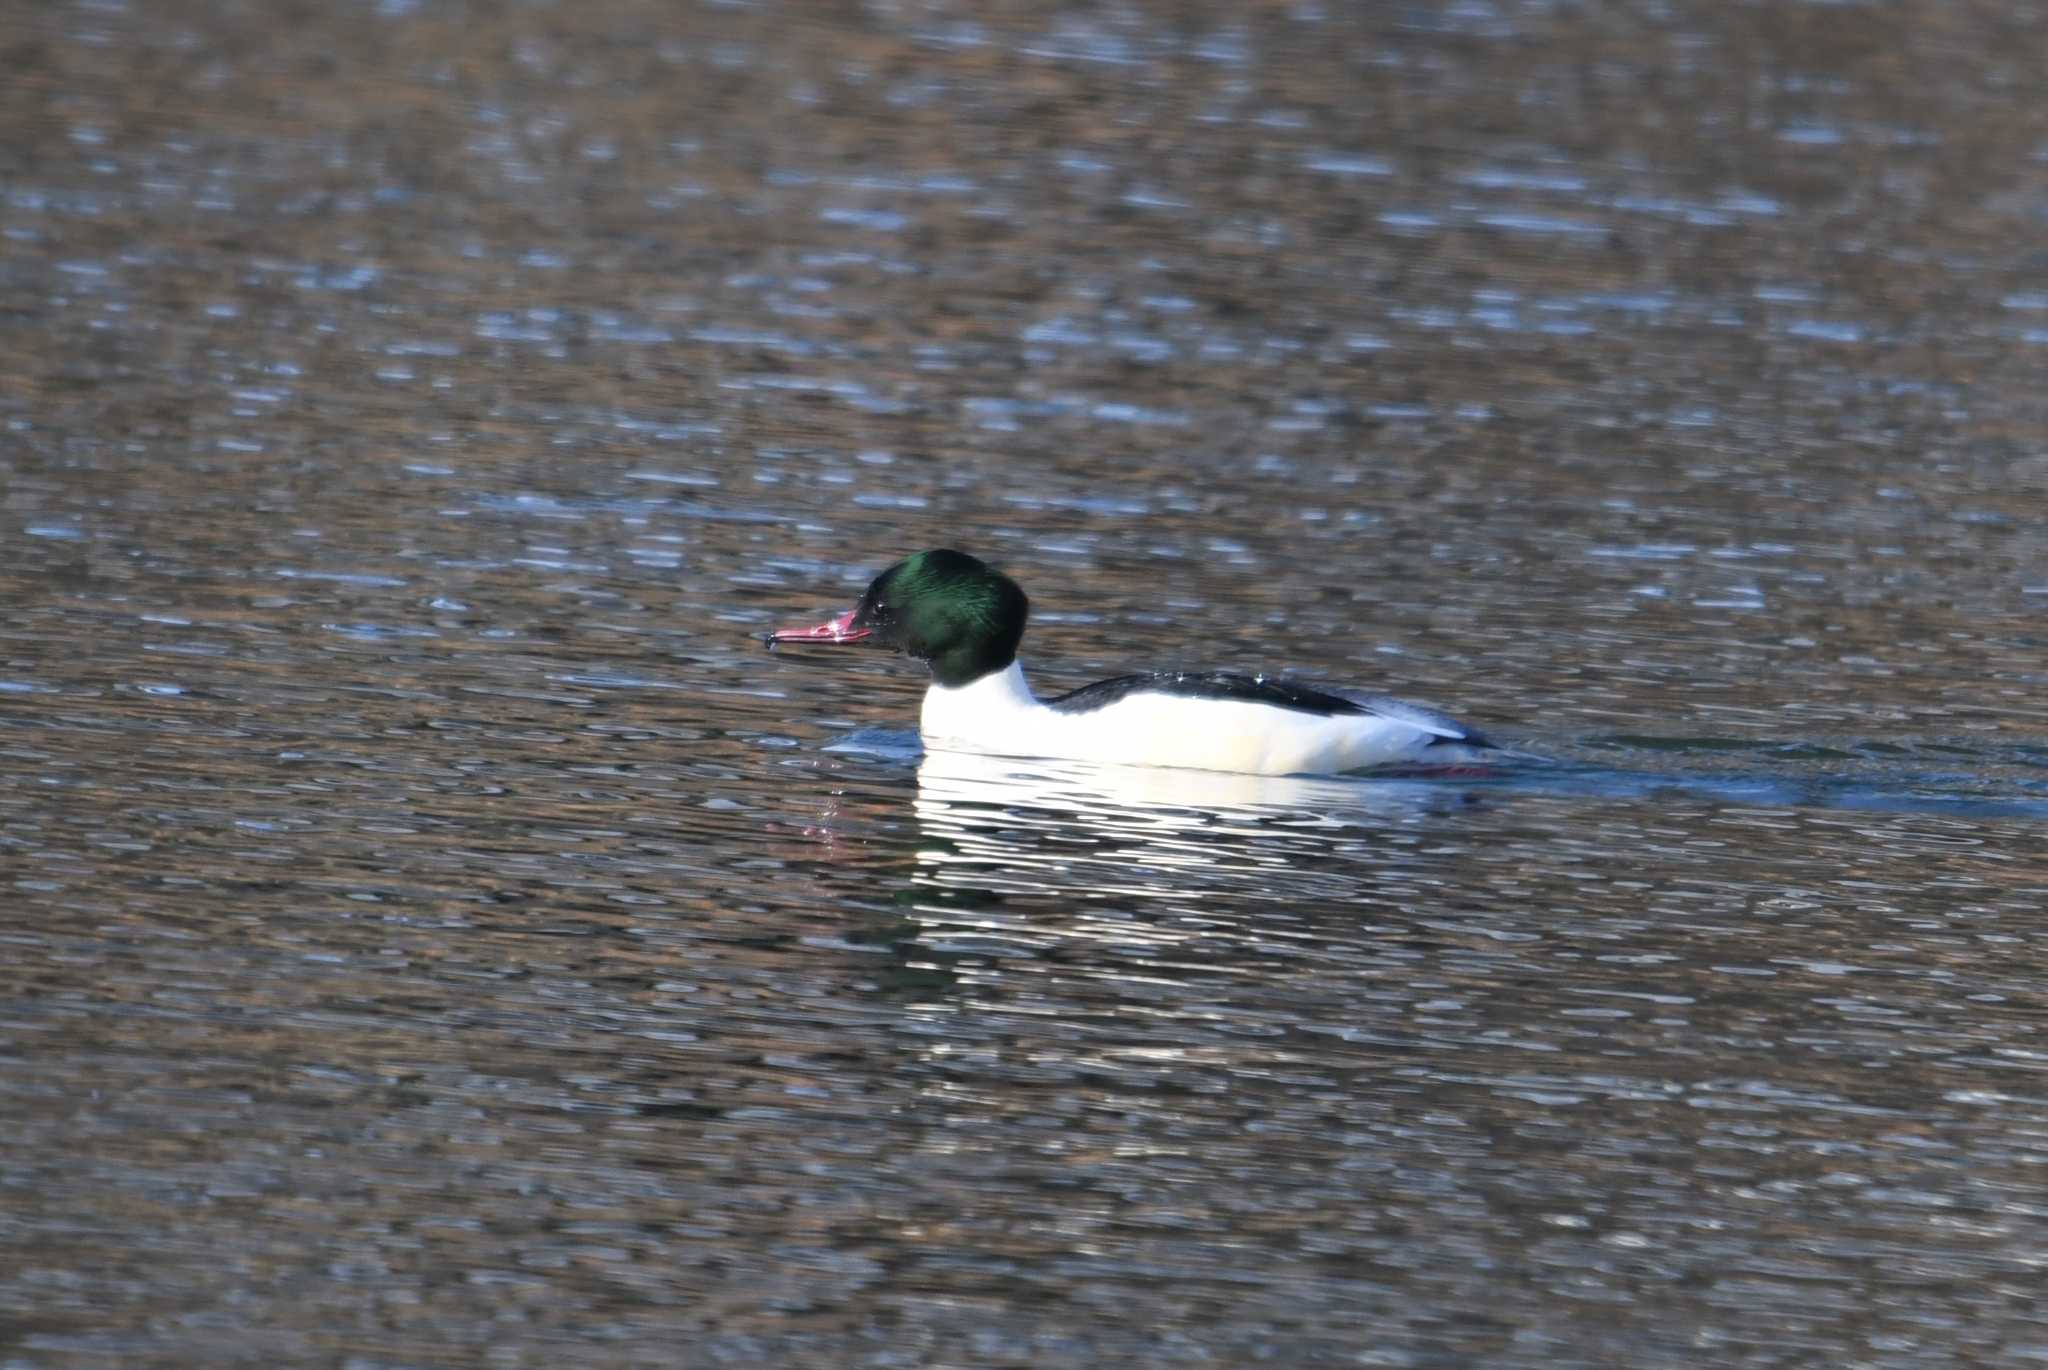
[1042,671,1492,748]
[1044,671,1366,717]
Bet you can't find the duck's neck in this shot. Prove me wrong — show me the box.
[920,659,1045,744]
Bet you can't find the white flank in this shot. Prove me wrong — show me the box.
[920,661,1485,776]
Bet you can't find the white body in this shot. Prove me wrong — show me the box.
[920,662,1488,776]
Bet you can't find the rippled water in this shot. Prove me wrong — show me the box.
[5,0,2048,1365]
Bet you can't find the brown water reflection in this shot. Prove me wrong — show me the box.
[5,0,2048,1365]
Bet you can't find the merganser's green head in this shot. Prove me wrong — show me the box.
[769,549,1029,688]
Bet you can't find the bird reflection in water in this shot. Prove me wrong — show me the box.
[862,748,1491,999]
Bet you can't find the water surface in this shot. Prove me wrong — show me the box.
[4,1,2047,1365]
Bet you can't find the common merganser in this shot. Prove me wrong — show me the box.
[767,549,1497,776]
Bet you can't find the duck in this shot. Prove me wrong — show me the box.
[766,548,1498,776]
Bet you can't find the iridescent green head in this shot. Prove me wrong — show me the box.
[769,549,1029,687]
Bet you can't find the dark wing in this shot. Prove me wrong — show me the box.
[1043,672,1495,749]
[1043,671,1369,718]
[1332,691,1494,748]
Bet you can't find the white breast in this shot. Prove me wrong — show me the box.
[919,662,1479,776]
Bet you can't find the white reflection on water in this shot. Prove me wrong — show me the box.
[909,747,1479,908]
[916,746,1455,829]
